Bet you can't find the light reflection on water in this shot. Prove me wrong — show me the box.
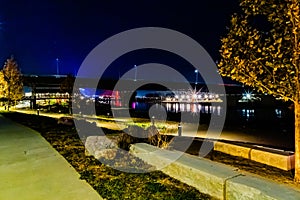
[275,108,282,118]
[164,103,222,116]
[118,101,294,149]
[131,102,222,115]
[130,102,287,121]
[241,109,255,120]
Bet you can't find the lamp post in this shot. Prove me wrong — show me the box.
[134,64,137,81]
[56,58,59,75]
[194,69,198,87]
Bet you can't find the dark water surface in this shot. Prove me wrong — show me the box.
[127,102,295,150]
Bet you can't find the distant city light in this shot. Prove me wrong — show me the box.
[239,90,261,102]
[243,91,253,100]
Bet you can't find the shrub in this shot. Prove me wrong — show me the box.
[147,126,172,149]
[117,133,138,150]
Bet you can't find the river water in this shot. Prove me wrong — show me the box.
[127,101,295,150]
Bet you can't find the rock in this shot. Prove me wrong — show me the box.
[57,117,74,126]
[95,149,118,160]
[124,125,147,138]
[85,136,119,158]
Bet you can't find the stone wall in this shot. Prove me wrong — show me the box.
[214,141,295,171]
[130,143,300,200]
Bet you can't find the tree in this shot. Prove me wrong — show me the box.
[0,71,8,100]
[218,0,300,181]
[0,56,23,111]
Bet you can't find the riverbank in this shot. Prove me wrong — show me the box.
[3,110,300,190]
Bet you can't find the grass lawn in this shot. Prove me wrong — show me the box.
[1,111,215,200]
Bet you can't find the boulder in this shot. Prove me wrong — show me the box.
[95,149,118,160]
[57,117,74,126]
[85,136,119,159]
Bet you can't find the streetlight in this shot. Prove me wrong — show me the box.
[134,64,137,81]
[56,58,59,75]
[194,69,198,85]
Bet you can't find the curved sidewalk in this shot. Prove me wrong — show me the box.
[0,114,102,200]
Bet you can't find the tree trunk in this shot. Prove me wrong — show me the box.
[7,86,10,111]
[68,97,72,114]
[294,101,300,182]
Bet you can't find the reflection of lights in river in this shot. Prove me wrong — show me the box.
[186,104,191,112]
[212,106,215,113]
[180,103,184,111]
[217,106,221,115]
[166,103,170,111]
[242,109,254,120]
[198,104,202,111]
[131,102,136,109]
[164,103,222,116]
[204,105,209,113]
[275,109,282,118]
[191,104,195,113]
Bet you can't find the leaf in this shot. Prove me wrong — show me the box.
[276,38,282,44]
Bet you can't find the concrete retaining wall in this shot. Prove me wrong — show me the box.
[214,141,251,159]
[214,141,294,171]
[130,143,300,200]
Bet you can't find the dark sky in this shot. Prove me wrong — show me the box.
[0,0,240,81]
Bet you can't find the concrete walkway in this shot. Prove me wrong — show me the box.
[0,115,102,200]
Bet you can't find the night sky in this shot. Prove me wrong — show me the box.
[0,0,240,81]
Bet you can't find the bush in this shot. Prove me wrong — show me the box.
[117,133,139,150]
[117,125,150,150]
[147,126,172,149]
[118,125,173,150]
